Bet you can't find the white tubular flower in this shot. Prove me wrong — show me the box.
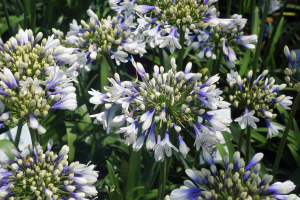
[226,70,239,83]
[234,109,259,129]
[153,130,179,162]
[265,119,284,139]
[158,28,181,54]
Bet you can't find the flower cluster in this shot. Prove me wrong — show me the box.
[0,140,98,199]
[89,57,232,161]
[110,0,257,67]
[283,45,300,92]
[191,14,258,68]
[0,29,78,133]
[64,9,146,72]
[167,151,299,200]
[227,69,292,139]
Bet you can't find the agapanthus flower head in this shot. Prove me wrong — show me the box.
[191,14,257,68]
[0,29,78,133]
[227,70,292,139]
[0,140,98,199]
[64,9,146,71]
[167,151,299,200]
[110,0,225,53]
[89,57,231,161]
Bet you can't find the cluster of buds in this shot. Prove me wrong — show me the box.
[190,14,257,68]
[167,151,299,200]
[89,57,232,161]
[227,70,292,139]
[0,29,78,133]
[64,9,146,72]
[283,45,300,92]
[0,140,98,199]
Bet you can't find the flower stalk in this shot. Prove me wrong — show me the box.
[14,119,24,149]
[157,157,167,200]
[245,126,251,163]
[177,26,185,72]
[272,92,300,177]
[104,53,117,75]
[237,128,245,152]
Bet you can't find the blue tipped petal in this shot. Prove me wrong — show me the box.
[245,153,263,170]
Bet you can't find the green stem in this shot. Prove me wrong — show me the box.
[14,120,24,150]
[263,0,288,58]
[237,128,245,152]
[2,0,13,35]
[24,0,28,29]
[157,159,167,200]
[238,0,243,15]
[29,128,37,145]
[250,0,256,34]
[158,47,164,67]
[226,0,232,18]
[30,0,36,34]
[177,26,185,71]
[78,76,97,162]
[104,53,116,75]
[272,92,300,177]
[252,0,270,81]
[211,47,222,75]
[245,126,251,163]
[37,133,41,145]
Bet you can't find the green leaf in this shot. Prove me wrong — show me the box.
[75,104,93,132]
[216,143,228,158]
[173,150,196,170]
[84,74,98,93]
[222,132,235,162]
[293,119,300,148]
[120,156,129,177]
[65,122,77,162]
[126,186,145,198]
[239,49,251,77]
[134,184,181,200]
[0,139,18,160]
[109,187,123,200]
[106,160,122,192]
[288,144,300,167]
[126,149,141,200]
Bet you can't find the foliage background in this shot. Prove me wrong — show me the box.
[0,0,300,199]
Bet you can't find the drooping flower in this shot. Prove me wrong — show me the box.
[168,151,299,200]
[0,29,78,132]
[89,57,231,161]
[0,140,98,199]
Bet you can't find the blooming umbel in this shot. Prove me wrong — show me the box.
[191,14,257,68]
[0,140,98,199]
[227,70,292,139]
[110,0,223,53]
[0,29,78,133]
[167,151,299,200]
[89,57,231,161]
[64,9,146,72]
